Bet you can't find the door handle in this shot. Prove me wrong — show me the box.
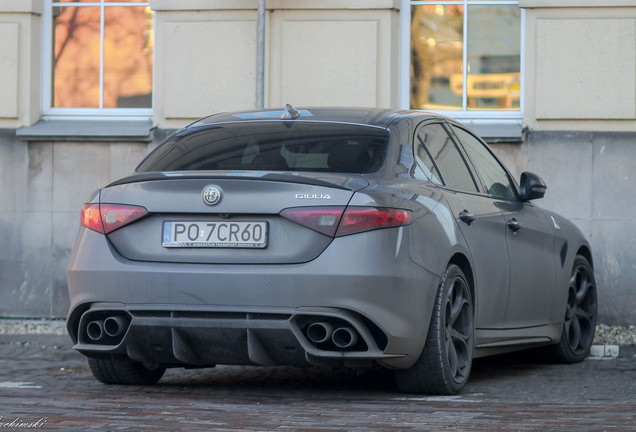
[459,210,475,226]
[507,218,522,232]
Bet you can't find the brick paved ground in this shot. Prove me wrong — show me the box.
[0,335,634,431]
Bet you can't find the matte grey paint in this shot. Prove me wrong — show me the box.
[66,108,593,372]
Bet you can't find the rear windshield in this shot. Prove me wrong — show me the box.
[136,122,390,174]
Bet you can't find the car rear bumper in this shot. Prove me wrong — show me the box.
[67,228,439,369]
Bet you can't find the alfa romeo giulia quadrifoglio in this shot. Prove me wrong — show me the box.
[66,106,597,394]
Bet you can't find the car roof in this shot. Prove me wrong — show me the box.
[187,106,445,130]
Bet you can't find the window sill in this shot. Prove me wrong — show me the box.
[458,119,523,144]
[16,119,154,142]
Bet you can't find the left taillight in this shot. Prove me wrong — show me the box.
[80,203,148,234]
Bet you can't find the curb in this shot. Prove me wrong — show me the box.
[0,334,73,347]
[589,344,635,359]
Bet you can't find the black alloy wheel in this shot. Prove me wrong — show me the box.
[549,255,598,363]
[395,264,474,394]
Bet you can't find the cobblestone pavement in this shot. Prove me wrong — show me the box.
[0,335,634,431]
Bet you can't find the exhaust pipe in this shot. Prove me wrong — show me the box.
[332,327,359,348]
[86,320,104,341]
[306,322,334,344]
[104,316,127,338]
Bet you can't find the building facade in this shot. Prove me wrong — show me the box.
[0,0,634,324]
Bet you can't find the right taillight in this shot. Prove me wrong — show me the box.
[279,207,344,237]
[280,206,412,237]
[81,203,148,234]
[337,207,412,236]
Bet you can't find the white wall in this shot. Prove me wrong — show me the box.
[522,1,636,131]
[0,0,41,128]
[151,0,400,129]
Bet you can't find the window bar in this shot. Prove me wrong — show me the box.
[462,0,468,111]
[99,0,105,109]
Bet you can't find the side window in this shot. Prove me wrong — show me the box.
[413,129,443,184]
[451,126,517,200]
[415,123,478,193]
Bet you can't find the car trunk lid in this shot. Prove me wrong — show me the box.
[100,172,367,264]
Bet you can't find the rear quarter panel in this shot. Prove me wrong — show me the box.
[541,208,594,326]
[348,179,468,279]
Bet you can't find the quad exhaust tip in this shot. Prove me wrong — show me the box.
[86,320,104,341]
[307,322,334,344]
[332,326,358,348]
[84,314,130,344]
[306,321,360,350]
[104,316,127,338]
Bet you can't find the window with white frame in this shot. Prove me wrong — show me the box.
[42,0,153,117]
[401,0,522,117]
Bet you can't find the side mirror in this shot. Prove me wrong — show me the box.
[519,171,547,201]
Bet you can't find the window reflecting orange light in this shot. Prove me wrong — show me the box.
[410,4,521,111]
[52,5,153,109]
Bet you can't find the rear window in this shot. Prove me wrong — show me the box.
[136,122,389,174]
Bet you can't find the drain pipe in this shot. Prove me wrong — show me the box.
[257,0,266,109]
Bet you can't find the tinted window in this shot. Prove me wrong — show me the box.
[413,131,443,184]
[451,126,516,199]
[415,123,478,192]
[137,122,389,173]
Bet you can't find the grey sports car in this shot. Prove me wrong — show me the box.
[67,106,597,394]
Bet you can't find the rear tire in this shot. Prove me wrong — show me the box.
[548,255,597,363]
[394,264,474,394]
[88,355,165,385]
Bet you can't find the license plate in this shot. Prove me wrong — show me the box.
[162,221,268,248]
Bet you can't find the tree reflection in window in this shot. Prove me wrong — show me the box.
[52,2,153,109]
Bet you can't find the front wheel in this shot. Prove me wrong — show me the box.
[88,355,166,385]
[394,264,474,394]
[548,255,598,363]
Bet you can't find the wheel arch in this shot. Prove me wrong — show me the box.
[448,252,475,309]
[576,245,594,269]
